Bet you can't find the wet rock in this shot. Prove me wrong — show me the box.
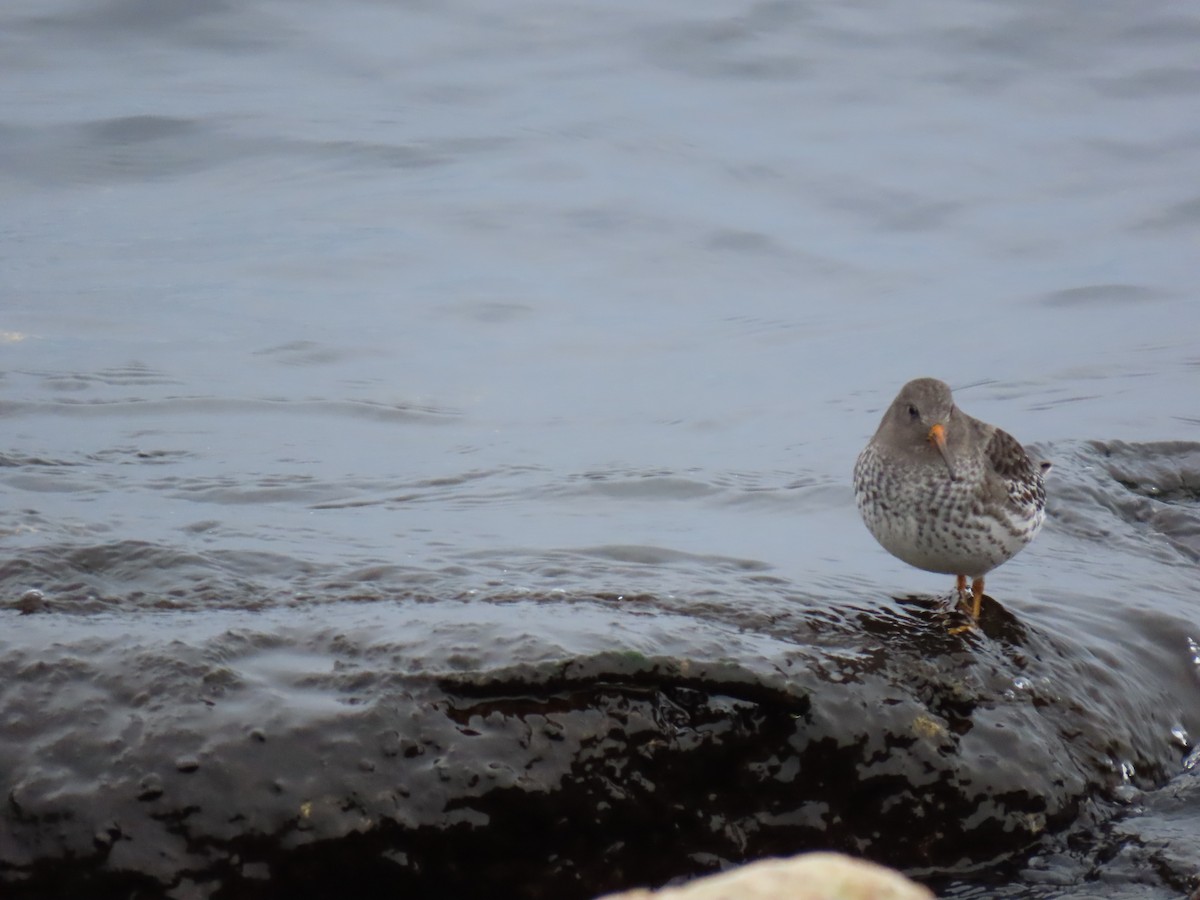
[0,586,1186,900]
[1088,768,1200,897]
[12,590,44,615]
[1079,440,1200,563]
[598,852,934,899]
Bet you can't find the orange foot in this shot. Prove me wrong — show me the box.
[950,575,985,633]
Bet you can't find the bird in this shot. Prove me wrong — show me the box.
[852,378,1049,621]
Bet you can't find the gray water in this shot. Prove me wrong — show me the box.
[3,0,1200,896]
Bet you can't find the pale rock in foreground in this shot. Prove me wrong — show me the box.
[598,852,935,900]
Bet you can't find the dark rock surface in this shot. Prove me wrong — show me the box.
[0,579,1190,900]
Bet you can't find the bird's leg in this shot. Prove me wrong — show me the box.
[948,574,982,634]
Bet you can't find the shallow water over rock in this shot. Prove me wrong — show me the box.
[2,442,1199,899]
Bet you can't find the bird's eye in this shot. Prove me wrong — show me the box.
[906,404,919,419]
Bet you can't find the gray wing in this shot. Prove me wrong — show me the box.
[985,428,1046,513]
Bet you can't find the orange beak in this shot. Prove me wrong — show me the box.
[927,423,957,479]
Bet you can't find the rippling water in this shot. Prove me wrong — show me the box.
[3,0,1200,896]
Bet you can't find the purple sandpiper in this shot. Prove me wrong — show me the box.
[852,378,1049,619]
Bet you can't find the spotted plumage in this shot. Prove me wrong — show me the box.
[852,378,1049,619]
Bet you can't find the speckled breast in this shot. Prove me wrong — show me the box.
[853,445,1044,578]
